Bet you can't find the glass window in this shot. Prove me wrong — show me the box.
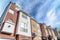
[20,22,28,33]
[8,9,14,14]
[24,23,28,29]
[32,24,34,27]
[32,24,37,28]
[7,19,14,24]
[8,25,11,28]
[22,13,27,19]
[21,22,24,28]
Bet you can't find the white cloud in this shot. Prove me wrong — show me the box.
[44,8,57,28]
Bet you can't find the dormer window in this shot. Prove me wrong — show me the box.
[1,18,15,34]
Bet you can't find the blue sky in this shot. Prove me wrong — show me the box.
[0,0,60,29]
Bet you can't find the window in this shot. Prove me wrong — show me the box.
[20,27,28,33]
[8,9,14,14]
[8,19,13,22]
[22,13,27,19]
[7,19,14,24]
[32,24,35,27]
[8,25,11,28]
[21,22,24,28]
[32,24,36,28]
[24,23,28,29]
[20,22,28,33]
[15,3,22,10]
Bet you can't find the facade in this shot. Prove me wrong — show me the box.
[0,2,58,40]
[54,28,60,40]
[39,23,48,40]
[47,26,57,40]
[0,2,19,40]
[16,10,32,40]
[0,2,32,40]
[31,19,42,40]
[39,23,57,40]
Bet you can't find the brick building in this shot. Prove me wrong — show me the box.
[31,18,42,40]
[0,2,57,40]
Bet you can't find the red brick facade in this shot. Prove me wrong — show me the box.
[0,2,19,39]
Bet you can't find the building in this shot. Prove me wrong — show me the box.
[0,1,32,40]
[54,28,60,40]
[16,10,32,40]
[39,23,57,40]
[31,19,42,40]
[39,23,48,40]
[0,1,58,40]
[47,26,57,40]
[0,2,11,27]
[0,2,19,40]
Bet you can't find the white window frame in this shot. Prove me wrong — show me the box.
[22,13,27,19]
[20,22,28,33]
[8,9,14,14]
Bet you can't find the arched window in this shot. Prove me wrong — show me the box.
[7,19,14,24]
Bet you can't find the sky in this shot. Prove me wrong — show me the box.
[0,0,60,29]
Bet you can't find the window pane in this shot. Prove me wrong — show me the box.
[8,19,13,22]
[24,29,28,32]
[20,27,28,33]
[8,9,14,14]
[20,27,24,32]
[20,22,28,33]
[24,23,28,29]
[15,3,22,10]
[22,13,27,19]
[32,31,37,35]
[7,19,14,24]
[21,22,24,28]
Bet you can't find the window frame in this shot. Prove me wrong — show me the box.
[20,22,28,33]
[8,8,14,14]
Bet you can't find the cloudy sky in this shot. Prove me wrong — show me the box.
[0,0,60,29]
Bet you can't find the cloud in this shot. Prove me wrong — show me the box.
[44,7,60,28]
[0,0,60,29]
[0,0,10,17]
[34,0,55,23]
